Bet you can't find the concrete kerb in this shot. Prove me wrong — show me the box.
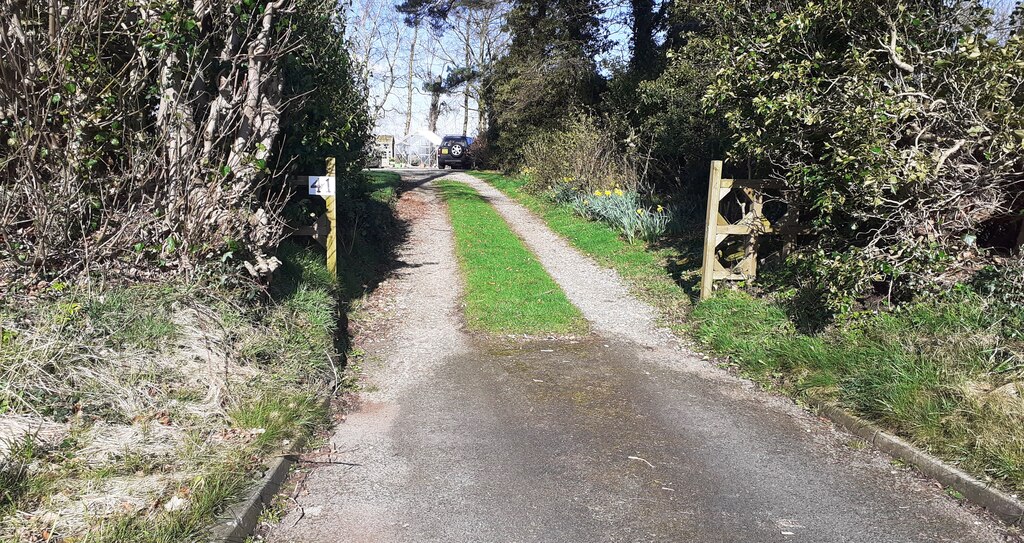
[209,392,333,543]
[809,398,1024,526]
[208,446,300,543]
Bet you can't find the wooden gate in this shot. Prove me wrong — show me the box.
[699,160,800,300]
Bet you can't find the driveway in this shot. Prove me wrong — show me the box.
[267,170,1007,543]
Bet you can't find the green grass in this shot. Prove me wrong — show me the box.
[437,181,585,335]
[332,170,404,302]
[228,393,327,450]
[79,284,182,349]
[472,170,1024,494]
[362,170,401,205]
[470,171,696,332]
[693,289,1024,490]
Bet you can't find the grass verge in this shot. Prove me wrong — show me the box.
[437,180,585,335]
[472,170,1024,495]
[0,248,335,542]
[693,289,1024,491]
[6,241,337,541]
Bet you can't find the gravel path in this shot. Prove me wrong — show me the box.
[266,170,1010,543]
[268,171,468,541]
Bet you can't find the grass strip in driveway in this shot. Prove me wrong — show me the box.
[470,171,694,333]
[437,181,586,335]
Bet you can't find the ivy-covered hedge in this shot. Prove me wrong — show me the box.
[635,1,1023,314]
[0,0,370,287]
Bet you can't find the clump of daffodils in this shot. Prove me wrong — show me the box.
[568,182,669,243]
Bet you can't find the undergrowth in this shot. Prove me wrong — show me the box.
[0,239,339,541]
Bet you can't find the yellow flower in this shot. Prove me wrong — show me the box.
[657,205,664,213]
[594,190,602,197]
[604,190,612,197]
[636,208,645,215]
[614,188,624,196]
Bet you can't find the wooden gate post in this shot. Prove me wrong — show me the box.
[700,161,723,301]
[324,157,340,278]
[740,187,763,278]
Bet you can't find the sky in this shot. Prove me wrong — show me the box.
[355,0,633,140]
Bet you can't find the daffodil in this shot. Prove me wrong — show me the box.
[636,208,645,215]
[657,205,664,213]
[614,188,624,196]
[594,190,602,197]
[604,190,612,197]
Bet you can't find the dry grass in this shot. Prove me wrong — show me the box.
[0,242,338,541]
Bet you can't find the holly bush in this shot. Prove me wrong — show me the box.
[698,1,1024,312]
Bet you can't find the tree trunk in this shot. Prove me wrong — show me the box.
[427,74,441,133]
[630,0,658,77]
[462,13,470,135]
[404,22,419,135]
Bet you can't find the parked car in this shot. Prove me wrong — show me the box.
[437,135,474,169]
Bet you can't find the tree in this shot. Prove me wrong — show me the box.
[486,0,608,165]
[404,22,420,135]
[397,0,510,136]
[347,0,415,125]
[702,0,1024,311]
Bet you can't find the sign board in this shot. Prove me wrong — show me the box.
[308,176,335,196]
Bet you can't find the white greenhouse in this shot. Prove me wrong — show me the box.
[395,130,442,167]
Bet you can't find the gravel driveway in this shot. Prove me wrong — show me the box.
[267,170,1010,543]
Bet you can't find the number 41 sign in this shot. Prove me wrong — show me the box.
[308,176,335,196]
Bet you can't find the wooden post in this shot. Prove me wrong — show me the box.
[700,161,723,301]
[324,158,339,279]
[741,188,763,278]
